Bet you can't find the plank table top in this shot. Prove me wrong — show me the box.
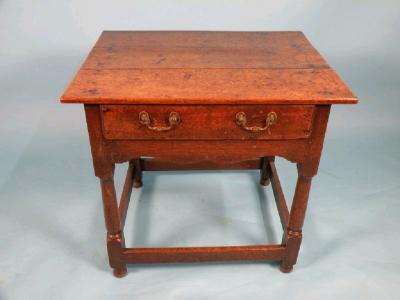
[60,31,357,105]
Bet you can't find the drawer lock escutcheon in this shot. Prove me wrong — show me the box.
[139,111,181,132]
[235,111,278,133]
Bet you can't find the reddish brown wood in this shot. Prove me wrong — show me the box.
[141,158,262,171]
[82,46,328,70]
[123,245,285,263]
[298,105,331,177]
[279,105,331,272]
[101,179,126,275]
[280,176,311,273]
[118,162,134,228]
[84,105,114,178]
[267,160,290,229]
[61,31,357,105]
[109,139,309,165]
[61,68,356,105]
[132,158,143,188]
[101,104,315,141]
[62,31,357,277]
[100,178,121,234]
[259,157,270,186]
[93,31,319,50]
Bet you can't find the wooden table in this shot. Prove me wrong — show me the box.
[61,31,357,277]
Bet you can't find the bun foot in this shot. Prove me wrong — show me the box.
[260,178,270,186]
[133,180,143,188]
[113,267,127,278]
[279,264,293,273]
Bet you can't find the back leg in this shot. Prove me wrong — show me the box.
[260,157,271,186]
[133,158,143,188]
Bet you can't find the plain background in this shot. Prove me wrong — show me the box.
[1,1,399,299]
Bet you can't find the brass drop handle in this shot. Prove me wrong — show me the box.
[139,111,181,132]
[235,111,278,133]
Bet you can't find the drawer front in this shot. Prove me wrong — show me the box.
[101,105,315,140]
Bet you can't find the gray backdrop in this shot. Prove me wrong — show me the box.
[1,1,399,299]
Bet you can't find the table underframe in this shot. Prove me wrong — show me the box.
[104,157,310,278]
[85,104,330,278]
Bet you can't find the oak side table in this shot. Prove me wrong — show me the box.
[60,31,357,277]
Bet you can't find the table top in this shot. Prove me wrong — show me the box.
[60,31,357,105]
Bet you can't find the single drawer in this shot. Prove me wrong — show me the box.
[101,105,315,140]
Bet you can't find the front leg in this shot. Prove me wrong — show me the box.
[280,164,313,273]
[85,105,128,277]
[100,176,127,278]
[280,105,330,272]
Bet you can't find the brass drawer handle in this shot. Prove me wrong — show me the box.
[139,111,181,132]
[235,111,278,133]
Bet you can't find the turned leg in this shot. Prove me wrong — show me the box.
[260,157,271,186]
[132,158,143,188]
[100,176,127,278]
[85,105,127,277]
[280,166,313,273]
[279,106,331,272]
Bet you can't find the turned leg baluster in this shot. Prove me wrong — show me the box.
[280,164,313,273]
[100,175,127,278]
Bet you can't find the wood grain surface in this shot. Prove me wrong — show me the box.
[61,31,357,105]
[101,104,315,140]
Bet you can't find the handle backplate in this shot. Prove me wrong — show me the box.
[139,111,181,132]
[235,111,277,133]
